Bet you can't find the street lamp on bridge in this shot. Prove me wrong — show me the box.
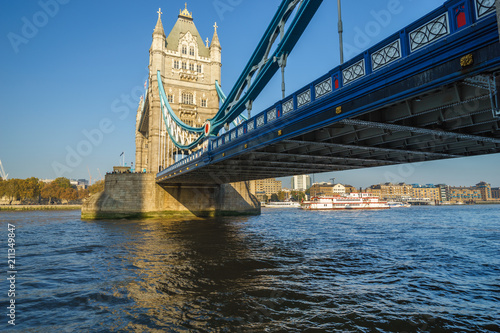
[337,0,344,64]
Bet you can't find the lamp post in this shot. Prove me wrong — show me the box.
[337,0,344,64]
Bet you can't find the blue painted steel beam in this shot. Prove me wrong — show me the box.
[212,0,323,130]
[156,12,500,182]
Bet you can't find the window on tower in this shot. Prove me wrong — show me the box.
[197,65,202,73]
[167,95,174,103]
[173,60,179,69]
[182,62,187,70]
[189,47,195,56]
[182,118,194,127]
[182,92,194,105]
[182,45,187,54]
[201,99,207,107]
[189,63,194,71]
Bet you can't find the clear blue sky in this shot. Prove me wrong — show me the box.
[0,0,498,188]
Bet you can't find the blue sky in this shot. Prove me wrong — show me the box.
[0,0,498,188]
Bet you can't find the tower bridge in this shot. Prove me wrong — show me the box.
[82,0,500,219]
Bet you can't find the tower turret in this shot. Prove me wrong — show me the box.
[136,4,222,173]
[151,8,166,74]
[210,22,222,85]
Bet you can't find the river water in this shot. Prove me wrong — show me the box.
[1,205,499,332]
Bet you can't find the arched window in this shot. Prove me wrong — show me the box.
[189,47,195,56]
[182,45,187,54]
[182,92,194,105]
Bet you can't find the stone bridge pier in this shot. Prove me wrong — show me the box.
[82,173,260,219]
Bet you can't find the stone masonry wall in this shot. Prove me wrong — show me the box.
[82,173,260,219]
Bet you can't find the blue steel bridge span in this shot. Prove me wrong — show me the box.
[156,0,500,185]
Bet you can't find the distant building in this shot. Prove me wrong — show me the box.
[475,181,492,201]
[291,175,311,191]
[492,187,500,199]
[412,184,441,202]
[344,185,358,194]
[309,182,345,196]
[436,184,450,202]
[254,178,282,197]
[449,186,482,203]
[77,179,89,186]
[366,183,412,200]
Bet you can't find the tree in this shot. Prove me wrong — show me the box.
[53,177,71,189]
[77,188,89,200]
[270,193,279,202]
[41,182,60,204]
[60,187,78,202]
[290,190,305,202]
[21,177,41,201]
[277,191,286,202]
[0,178,5,199]
[88,180,104,195]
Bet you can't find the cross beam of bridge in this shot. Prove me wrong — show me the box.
[280,140,461,159]
[339,119,500,145]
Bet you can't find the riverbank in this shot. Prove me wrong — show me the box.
[0,204,82,211]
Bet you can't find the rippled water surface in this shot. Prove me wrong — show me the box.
[1,205,500,332]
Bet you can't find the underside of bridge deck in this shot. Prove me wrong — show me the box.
[159,73,500,185]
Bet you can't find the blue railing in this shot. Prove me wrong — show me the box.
[159,0,496,177]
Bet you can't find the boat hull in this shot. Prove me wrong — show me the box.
[301,206,390,210]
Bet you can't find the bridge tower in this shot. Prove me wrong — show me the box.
[135,4,222,173]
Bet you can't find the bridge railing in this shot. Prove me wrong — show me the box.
[159,0,496,177]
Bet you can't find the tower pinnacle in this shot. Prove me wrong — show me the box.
[211,22,220,47]
[153,8,165,35]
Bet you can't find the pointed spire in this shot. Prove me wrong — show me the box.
[153,8,165,36]
[211,22,220,47]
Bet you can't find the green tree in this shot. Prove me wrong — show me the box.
[270,193,279,202]
[290,191,305,202]
[277,191,286,202]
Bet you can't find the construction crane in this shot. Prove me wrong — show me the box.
[0,160,8,180]
[97,168,103,181]
[87,166,92,186]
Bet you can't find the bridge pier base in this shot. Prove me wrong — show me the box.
[81,173,260,220]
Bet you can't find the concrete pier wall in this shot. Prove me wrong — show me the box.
[81,173,260,219]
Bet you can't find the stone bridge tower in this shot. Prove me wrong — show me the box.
[135,4,222,173]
